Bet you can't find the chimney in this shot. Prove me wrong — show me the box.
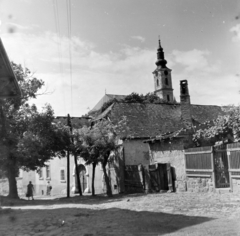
[180,80,192,127]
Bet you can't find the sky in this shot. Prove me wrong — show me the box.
[0,0,240,116]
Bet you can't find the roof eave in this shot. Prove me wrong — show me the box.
[0,38,22,98]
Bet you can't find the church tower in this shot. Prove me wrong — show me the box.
[152,39,174,102]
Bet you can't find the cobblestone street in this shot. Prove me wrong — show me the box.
[0,192,240,236]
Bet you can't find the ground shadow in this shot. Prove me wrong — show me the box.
[0,206,215,235]
[0,192,147,207]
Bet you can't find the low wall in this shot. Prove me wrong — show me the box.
[232,178,240,193]
[185,177,215,193]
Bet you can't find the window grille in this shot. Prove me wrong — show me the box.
[60,169,65,181]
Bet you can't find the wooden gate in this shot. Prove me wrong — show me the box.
[214,145,230,188]
[185,146,214,179]
[185,145,231,189]
[185,143,240,191]
[149,163,169,192]
[124,165,145,193]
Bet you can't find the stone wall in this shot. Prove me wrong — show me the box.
[185,177,215,193]
[232,178,240,193]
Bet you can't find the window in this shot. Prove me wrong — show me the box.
[46,165,51,179]
[39,168,43,179]
[165,77,168,85]
[60,168,66,182]
[167,95,170,102]
[156,79,159,87]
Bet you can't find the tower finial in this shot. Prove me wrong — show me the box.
[155,36,167,67]
[158,35,161,48]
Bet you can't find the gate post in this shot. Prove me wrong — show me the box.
[227,148,233,192]
[210,146,216,188]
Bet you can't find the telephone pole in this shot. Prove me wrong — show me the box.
[67,114,82,196]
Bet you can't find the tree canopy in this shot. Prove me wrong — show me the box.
[0,62,71,198]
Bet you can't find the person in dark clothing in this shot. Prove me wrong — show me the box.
[46,181,52,196]
[26,181,34,200]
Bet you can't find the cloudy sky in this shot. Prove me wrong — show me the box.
[0,0,240,116]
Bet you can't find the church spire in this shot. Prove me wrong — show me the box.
[153,37,174,103]
[155,37,167,68]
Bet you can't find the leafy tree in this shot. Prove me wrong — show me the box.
[124,92,145,103]
[0,63,70,199]
[101,98,118,113]
[75,117,126,197]
[192,106,238,146]
[75,126,100,196]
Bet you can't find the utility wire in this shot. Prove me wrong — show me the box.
[66,0,73,114]
[52,0,66,113]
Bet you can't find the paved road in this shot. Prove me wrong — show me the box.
[0,192,240,236]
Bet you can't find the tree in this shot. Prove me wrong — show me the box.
[192,106,239,146]
[0,62,70,198]
[76,118,126,197]
[75,126,100,196]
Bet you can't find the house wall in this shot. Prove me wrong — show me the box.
[123,139,150,166]
[148,139,187,192]
[1,154,121,197]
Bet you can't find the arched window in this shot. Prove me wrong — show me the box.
[157,79,159,87]
[165,77,168,85]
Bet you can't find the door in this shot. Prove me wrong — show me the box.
[75,164,87,193]
[158,164,169,190]
[214,150,230,188]
[79,165,87,193]
[149,163,169,192]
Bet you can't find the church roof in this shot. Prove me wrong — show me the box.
[91,94,126,111]
[94,102,225,139]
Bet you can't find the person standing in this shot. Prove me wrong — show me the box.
[46,181,52,196]
[26,181,34,200]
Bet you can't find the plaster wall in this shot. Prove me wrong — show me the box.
[149,139,186,181]
[123,139,150,166]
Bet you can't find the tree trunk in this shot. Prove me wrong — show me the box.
[7,165,19,199]
[102,162,112,197]
[74,153,82,196]
[91,162,96,196]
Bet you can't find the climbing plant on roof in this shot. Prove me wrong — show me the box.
[192,105,239,146]
[98,92,174,114]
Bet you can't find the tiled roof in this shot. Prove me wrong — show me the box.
[0,38,22,98]
[54,116,90,128]
[94,102,225,139]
